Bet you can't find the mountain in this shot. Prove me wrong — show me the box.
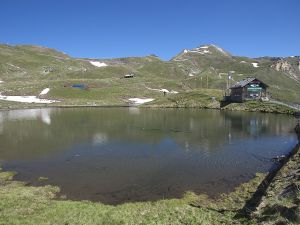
[270,57,300,82]
[171,44,232,62]
[0,43,299,106]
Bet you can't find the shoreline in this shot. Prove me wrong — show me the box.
[0,99,298,115]
[0,104,299,224]
[1,144,299,224]
[1,128,299,224]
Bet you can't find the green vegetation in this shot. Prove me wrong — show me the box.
[253,145,300,224]
[0,44,299,112]
[0,44,299,223]
[0,166,266,225]
[223,101,297,114]
[2,146,299,224]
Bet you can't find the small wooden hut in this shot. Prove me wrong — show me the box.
[229,78,268,102]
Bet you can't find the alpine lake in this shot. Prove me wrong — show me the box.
[0,108,298,204]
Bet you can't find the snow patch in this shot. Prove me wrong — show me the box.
[188,73,194,77]
[199,46,209,49]
[146,87,179,94]
[189,48,211,54]
[0,88,58,104]
[183,49,188,53]
[0,95,58,104]
[39,88,50,96]
[7,63,20,69]
[90,61,108,67]
[211,45,227,54]
[240,61,247,63]
[128,98,154,105]
[252,63,259,68]
[0,81,3,83]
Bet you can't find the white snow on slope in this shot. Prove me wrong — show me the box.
[189,49,211,54]
[0,95,58,104]
[0,88,58,104]
[39,88,50,96]
[199,46,209,49]
[7,63,20,69]
[128,98,154,105]
[0,81,3,83]
[211,44,228,55]
[90,61,108,67]
[146,87,179,94]
[252,63,259,68]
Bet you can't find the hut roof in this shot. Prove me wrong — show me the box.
[230,77,268,89]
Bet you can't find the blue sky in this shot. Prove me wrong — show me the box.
[1,0,299,60]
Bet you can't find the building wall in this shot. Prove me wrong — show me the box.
[230,88,244,102]
[230,80,267,102]
[244,82,267,99]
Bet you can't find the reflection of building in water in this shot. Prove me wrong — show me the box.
[223,111,271,138]
[249,119,261,137]
[0,108,296,161]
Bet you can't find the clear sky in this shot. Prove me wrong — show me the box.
[1,0,299,60]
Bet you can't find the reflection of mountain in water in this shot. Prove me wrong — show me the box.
[0,108,296,161]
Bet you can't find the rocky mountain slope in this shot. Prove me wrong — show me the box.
[0,44,299,106]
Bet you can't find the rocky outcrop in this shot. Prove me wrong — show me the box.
[271,59,300,82]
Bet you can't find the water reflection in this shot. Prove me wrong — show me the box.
[0,108,296,160]
[0,108,52,128]
[92,133,108,146]
[0,108,297,204]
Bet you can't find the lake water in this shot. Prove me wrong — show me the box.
[0,108,297,204]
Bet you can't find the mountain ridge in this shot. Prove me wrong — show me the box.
[0,43,299,105]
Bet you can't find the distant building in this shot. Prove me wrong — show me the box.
[229,78,268,102]
[124,74,134,78]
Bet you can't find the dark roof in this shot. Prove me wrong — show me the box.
[230,77,268,89]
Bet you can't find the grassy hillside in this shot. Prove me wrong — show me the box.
[0,44,299,108]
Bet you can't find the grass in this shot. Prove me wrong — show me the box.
[223,101,297,114]
[253,145,300,224]
[1,44,300,107]
[148,89,223,108]
[3,145,298,225]
[0,167,266,225]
